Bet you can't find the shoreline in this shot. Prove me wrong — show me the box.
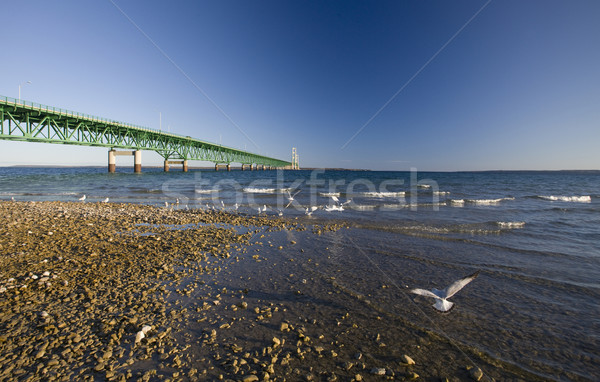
[0,201,547,381]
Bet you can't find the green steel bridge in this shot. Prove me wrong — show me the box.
[0,95,293,172]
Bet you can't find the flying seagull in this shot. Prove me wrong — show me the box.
[285,189,301,202]
[410,270,480,312]
[305,206,318,216]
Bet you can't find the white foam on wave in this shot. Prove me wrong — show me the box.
[417,184,431,189]
[465,197,515,205]
[450,199,465,206]
[354,191,406,198]
[433,191,450,195]
[319,192,341,197]
[243,187,291,194]
[539,195,591,203]
[497,221,526,229]
[194,189,220,194]
[381,204,404,210]
[351,204,377,210]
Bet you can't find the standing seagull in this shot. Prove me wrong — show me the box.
[102,197,109,203]
[410,270,480,312]
[78,195,86,201]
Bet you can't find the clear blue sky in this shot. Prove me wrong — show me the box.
[1,0,599,170]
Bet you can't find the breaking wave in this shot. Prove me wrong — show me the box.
[243,187,290,194]
[194,188,220,194]
[450,197,514,206]
[497,221,526,229]
[353,191,406,198]
[538,195,591,203]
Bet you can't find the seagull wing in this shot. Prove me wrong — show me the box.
[444,270,480,299]
[331,195,339,203]
[410,288,440,300]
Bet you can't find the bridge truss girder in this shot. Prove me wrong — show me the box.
[0,99,291,168]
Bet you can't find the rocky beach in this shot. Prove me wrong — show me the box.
[0,201,553,381]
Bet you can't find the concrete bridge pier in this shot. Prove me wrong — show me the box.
[108,149,142,173]
[134,150,142,173]
[108,150,116,173]
[164,160,188,172]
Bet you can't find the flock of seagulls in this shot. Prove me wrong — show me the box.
[72,190,358,218]
[190,192,352,217]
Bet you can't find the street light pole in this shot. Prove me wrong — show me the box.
[18,81,31,100]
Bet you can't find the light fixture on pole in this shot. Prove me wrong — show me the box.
[18,81,31,100]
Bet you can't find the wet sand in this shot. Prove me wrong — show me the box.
[0,201,542,381]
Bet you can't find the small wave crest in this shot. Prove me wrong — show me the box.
[448,197,514,206]
[352,204,377,210]
[497,221,526,229]
[131,188,162,194]
[319,192,341,197]
[1,191,78,197]
[243,187,290,194]
[467,197,515,205]
[538,195,591,203]
[353,191,406,198]
[194,189,220,194]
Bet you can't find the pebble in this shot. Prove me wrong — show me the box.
[370,368,386,375]
[469,367,484,381]
[401,354,415,365]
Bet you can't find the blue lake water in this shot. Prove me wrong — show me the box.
[1,167,599,380]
